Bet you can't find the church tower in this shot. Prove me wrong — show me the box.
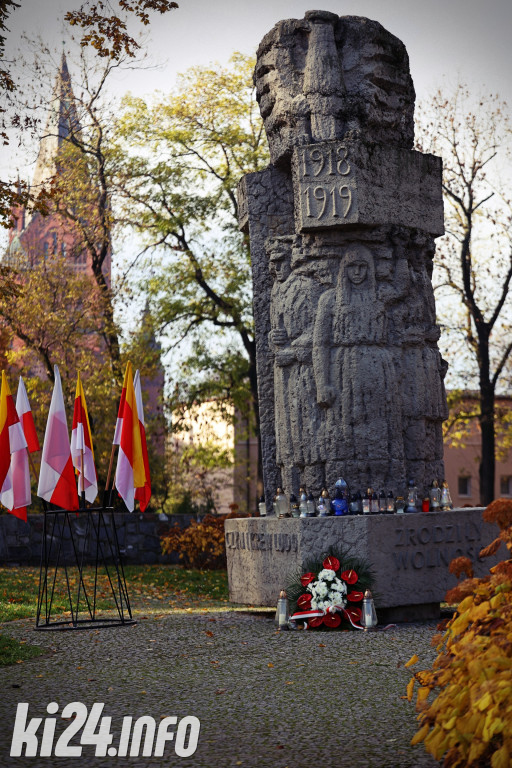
[6,53,110,281]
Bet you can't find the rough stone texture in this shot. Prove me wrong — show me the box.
[225,509,506,610]
[0,512,201,566]
[239,11,447,506]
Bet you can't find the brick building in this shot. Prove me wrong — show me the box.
[2,54,165,473]
[5,53,111,281]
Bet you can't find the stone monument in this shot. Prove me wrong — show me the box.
[226,12,495,620]
[238,10,448,504]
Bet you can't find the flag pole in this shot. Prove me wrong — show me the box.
[103,443,117,507]
[80,447,86,509]
[28,451,39,486]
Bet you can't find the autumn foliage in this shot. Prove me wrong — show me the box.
[407,499,512,767]
[160,514,226,570]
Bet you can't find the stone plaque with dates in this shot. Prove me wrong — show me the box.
[293,142,358,229]
[293,139,444,234]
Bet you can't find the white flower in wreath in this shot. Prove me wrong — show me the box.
[318,568,336,581]
[329,591,346,607]
[311,598,318,610]
[307,582,317,595]
[315,581,328,598]
[332,578,347,594]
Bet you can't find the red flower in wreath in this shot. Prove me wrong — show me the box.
[323,556,340,571]
[345,606,362,623]
[323,613,341,628]
[347,590,364,602]
[300,572,316,587]
[341,569,358,584]
[308,616,324,628]
[297,593,312,610]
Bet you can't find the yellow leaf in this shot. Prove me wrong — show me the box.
[411,723,429,745]
[416,686,430,711]
[406,677,415,702]
[424,725,443,756]
[468,739,487,764]
[405,654,419,668]
[443,716,457,731]
[471,601,490,622]
[492,744,510,768]
[478,692,492,712]
[267,663,274,668]
[450,613,471,636]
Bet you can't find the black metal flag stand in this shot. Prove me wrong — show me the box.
[35,494,136,631]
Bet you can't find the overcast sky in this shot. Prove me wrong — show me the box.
[2,0,511,368]
[3,0,512,163]
[2,0,511,233]
[2,0,510,234]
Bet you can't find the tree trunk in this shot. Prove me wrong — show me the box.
[478,337,495,505]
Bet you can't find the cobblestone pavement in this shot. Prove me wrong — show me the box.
[0,609,441,768]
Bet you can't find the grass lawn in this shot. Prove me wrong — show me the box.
[0,634,45,666]
[0,564,229,623]
[0,564,230,666]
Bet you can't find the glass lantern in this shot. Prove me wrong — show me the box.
[406,479,418,513]
[441,481,453,511]
[275,590,290,631]
[429,480,441,511]
[361,589,378,631]
[275,488,290,517]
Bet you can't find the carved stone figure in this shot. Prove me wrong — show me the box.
[269,236,334,493]
[238,12,447,509]
[313,244,407,490]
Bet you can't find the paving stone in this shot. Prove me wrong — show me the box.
[0,609,441,767]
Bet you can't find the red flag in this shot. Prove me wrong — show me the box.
[0,371,29,520]
[134,370,151,512]
[71,373,98,503]
[37,366,79,511]
[16,376,40,453]
[114,362,146,512]
[112,370,127,446]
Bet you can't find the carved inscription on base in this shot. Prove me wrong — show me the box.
[293,142,358,231]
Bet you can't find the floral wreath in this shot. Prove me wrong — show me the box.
[287,553,374,630]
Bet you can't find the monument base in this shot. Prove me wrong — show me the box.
[225,509,504,618]
[378,603,441,623]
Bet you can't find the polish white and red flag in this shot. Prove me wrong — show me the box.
[0,371,30,521]
[133,369,151,512]
[112,369,127,446]
[37,366,79,511]
[16,377,40,454]
[71,372,98,503]
[114,362,146,512]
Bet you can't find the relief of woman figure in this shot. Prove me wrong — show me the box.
[313,243,406,489]
[269,237,334,495]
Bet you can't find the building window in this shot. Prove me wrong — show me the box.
[61,241,67,258]
[500,476,512,497]
[458,476,472,497]
[43,241,49,260]
[52,232,58,254]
